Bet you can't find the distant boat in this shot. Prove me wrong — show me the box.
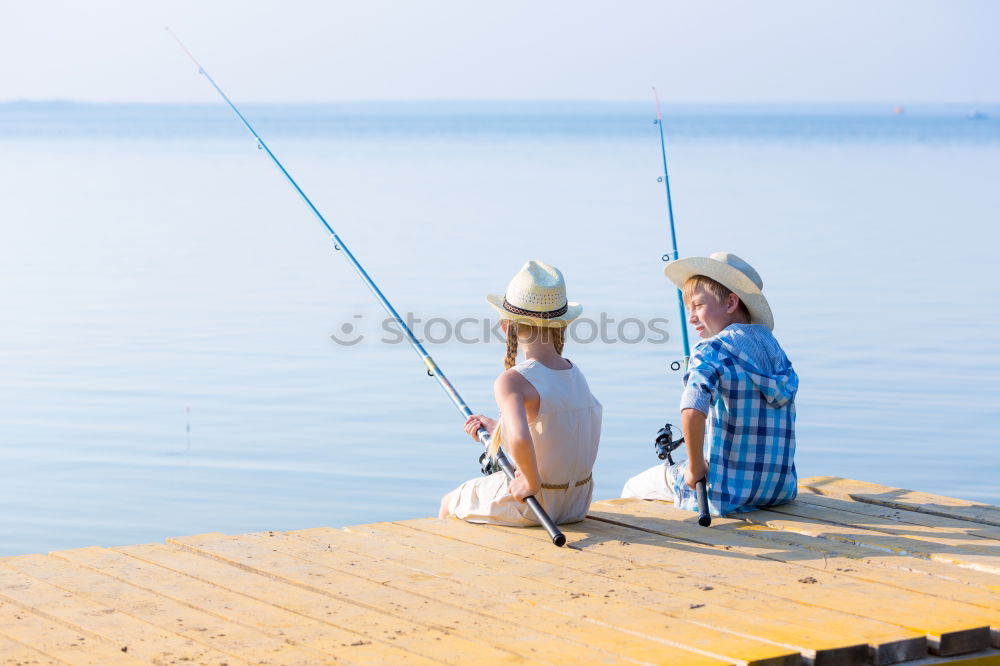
[968,109,989,120]
[894,105,905,115]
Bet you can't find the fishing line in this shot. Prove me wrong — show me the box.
[652,87,691,372]
[167,29,566,546]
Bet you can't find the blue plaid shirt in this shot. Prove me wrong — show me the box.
[667,323,798,516]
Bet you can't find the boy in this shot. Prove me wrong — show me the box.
[621,252,798,516]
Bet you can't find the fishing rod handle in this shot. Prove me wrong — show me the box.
[493,449,567,547]
[695,479,711,527]
[525,496,567,547]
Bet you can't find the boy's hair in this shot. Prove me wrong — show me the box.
[683,275,751,321]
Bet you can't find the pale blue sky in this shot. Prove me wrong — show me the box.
[2,0,997,103]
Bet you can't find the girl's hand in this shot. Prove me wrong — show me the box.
[508,469,540,502]
[464,414,497,441]
[684,459,709,490]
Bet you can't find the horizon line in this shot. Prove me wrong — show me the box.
[2,98,998,108]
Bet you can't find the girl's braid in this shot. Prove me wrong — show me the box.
[504,323,566,369]
[553,326,565,356]
[504,322,519,370]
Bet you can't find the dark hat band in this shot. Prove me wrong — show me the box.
[502,297,568,319]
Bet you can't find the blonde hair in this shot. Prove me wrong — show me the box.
[488,322,566,459]
[683,275,751,320]
[502,322,566,370]
[503,322,520,371]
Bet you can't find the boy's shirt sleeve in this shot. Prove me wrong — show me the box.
[680,341,722,415]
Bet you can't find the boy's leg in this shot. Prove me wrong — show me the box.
[620,463,675,501]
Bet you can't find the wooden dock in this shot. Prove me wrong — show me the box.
[0,476,998,665]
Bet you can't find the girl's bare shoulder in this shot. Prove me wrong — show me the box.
[494,367,537,400]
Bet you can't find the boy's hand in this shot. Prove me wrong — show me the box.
[685,459,709,490]
[508,469,540,502]
[464,414,497,441]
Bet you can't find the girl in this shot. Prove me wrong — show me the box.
[439,260,602,526]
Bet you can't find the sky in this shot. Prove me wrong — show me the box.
[1,0,997,104]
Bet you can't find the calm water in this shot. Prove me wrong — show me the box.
[1,102,997,555]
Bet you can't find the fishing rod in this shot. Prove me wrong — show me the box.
[653,87,691,373]
[652,87,710,527]
[167,29,567,547]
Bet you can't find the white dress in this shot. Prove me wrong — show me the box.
[447,358,602,526]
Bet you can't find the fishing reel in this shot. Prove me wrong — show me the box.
[654,423,685,464]
[479,450,501,476]
[656,421,711,527]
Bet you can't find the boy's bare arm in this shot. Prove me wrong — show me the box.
[681,407,708,488]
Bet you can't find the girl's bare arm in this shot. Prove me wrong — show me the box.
[494,369,541,500]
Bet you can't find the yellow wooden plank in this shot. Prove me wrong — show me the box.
[322,523,880,665]
[0,635,65,665]
[741,507,1000,573]
[793,492,1000,543]
[331,522,888,665]
[401,517,926,665]
[155,535,539,665]
[61,545,623,666]
[611,500,1000,639]
[743,503,1000,573]
[0,600,147,666]
[51,546,440,666]
[0,564,242,665]
[271,527,798,666]
[592,500,1000,651]
[169,530,720,665]
[451,506,983,659]
[122,542,520,666]
[261,531,746,666]
[586,500,992,656]
[800,478,1000,528]
[605,501,1000,609]
[1,554,335,666]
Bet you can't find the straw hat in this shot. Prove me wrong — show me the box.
[487,260,582,328]
[664,252,774,330]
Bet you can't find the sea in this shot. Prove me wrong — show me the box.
[0,101,997,555]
